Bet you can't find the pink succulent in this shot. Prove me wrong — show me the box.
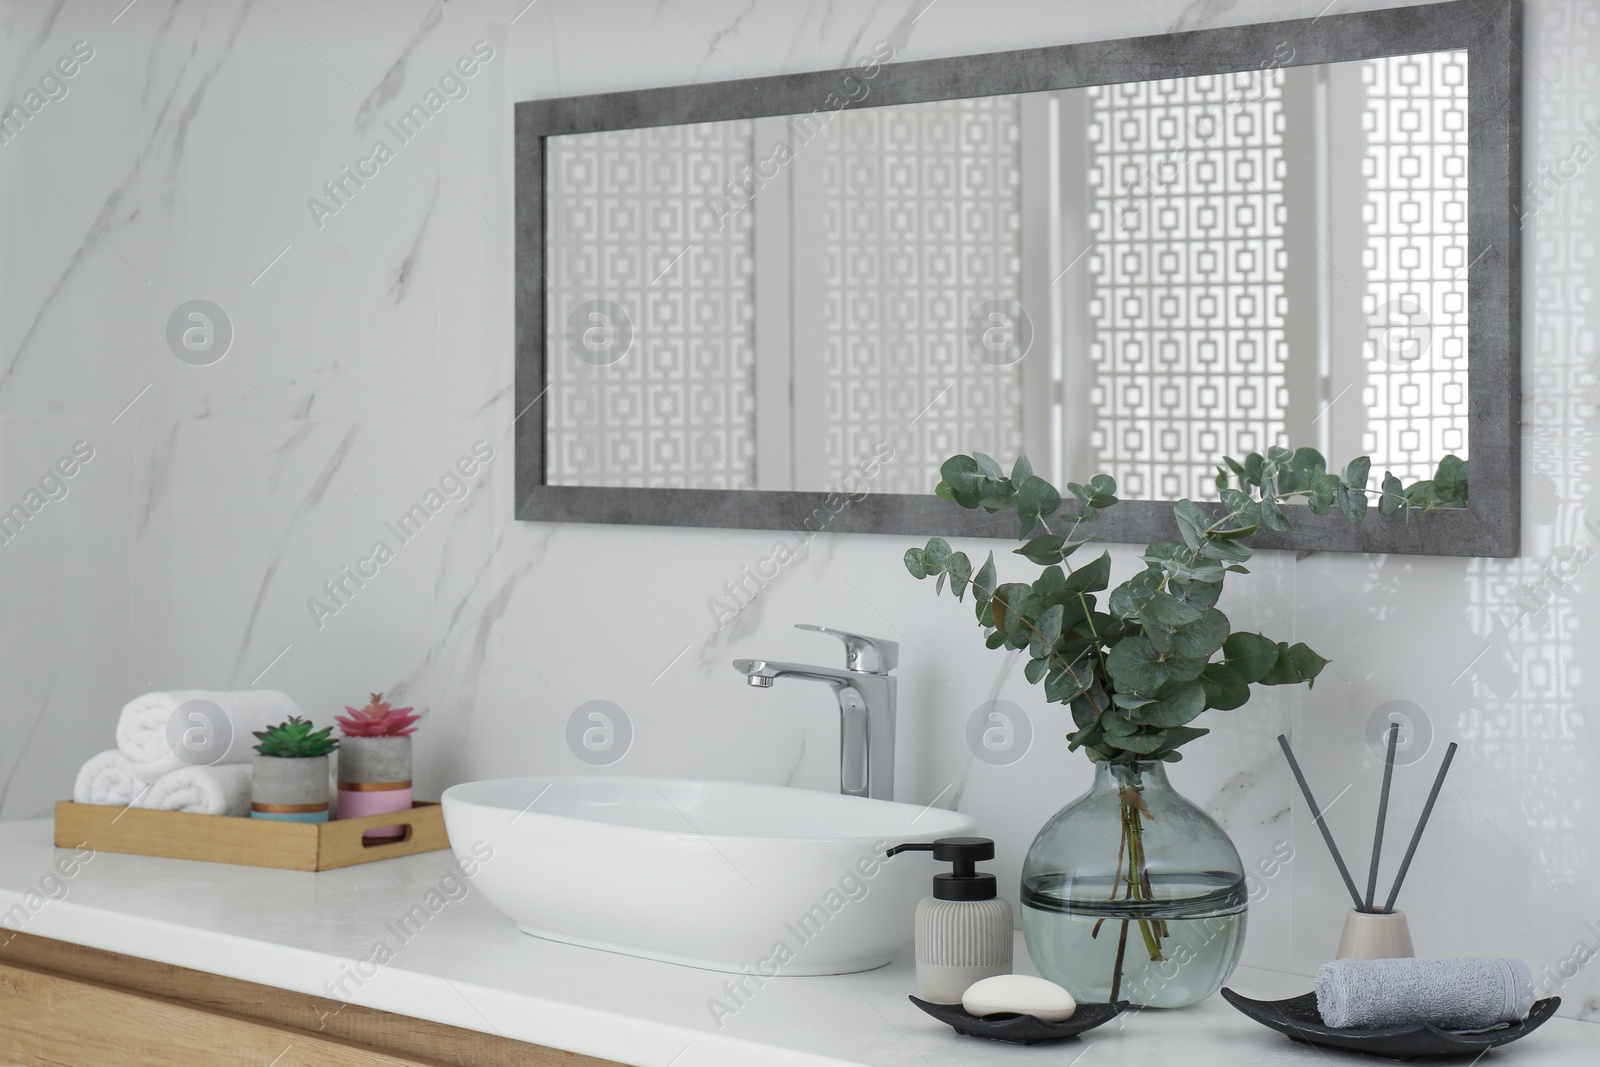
[337,693,420,737]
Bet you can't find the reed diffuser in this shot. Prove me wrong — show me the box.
[1278,729,1459,960]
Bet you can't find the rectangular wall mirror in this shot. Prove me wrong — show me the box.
[516,0,1520,556]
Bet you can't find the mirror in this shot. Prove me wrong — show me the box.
[516,1,1520,556]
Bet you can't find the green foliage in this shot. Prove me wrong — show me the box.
[252,715,340,758]
[904,449,1463,764]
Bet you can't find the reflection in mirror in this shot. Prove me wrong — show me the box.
[544,50,1468,502]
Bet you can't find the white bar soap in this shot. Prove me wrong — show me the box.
[961,975,1077,1022]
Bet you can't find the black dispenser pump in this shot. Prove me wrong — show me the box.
[886,837,998,902]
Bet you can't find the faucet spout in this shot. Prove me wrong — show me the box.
[732,628,899,801]
[734,658,857,687]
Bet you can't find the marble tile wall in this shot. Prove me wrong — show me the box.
[1,0,1596,1020]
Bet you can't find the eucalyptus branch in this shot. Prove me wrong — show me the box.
[905,448,1465,766]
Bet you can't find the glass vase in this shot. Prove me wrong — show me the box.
[1021,761,1247,1007]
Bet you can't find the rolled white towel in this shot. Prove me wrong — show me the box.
[1317,956,1536,1030]
[73,749,151,807]
[144,764,254,817]
[116,689,302,782]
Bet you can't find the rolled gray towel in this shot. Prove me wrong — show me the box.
[1316,957,1535,1030]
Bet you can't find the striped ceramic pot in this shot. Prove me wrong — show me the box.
[337,735,412,842]
[250,754,330,823]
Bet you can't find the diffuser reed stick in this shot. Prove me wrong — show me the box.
[1382,741,1458,914]
[1277,733,1364,910]
[1364,722,1400,912]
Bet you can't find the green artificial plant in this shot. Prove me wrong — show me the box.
[252,716,340,758]
[904,446,1464,994]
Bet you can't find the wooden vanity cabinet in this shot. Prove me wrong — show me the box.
[0,931,621,1067]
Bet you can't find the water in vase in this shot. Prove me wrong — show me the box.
[1022,870,1247,1008]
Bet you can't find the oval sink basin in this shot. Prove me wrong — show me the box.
[442,776,976,975]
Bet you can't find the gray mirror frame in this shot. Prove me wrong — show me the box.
[516,0,1520,557]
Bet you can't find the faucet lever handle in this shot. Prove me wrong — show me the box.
[795,624,899,674]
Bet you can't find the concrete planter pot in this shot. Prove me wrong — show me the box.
[251,754,331,823]
[337,735,412,841]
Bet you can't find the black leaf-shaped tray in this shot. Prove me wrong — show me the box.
[1221,988,1560,1060]
[909,996,1127,1045]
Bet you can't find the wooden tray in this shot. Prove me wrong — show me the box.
[54,800,451,871]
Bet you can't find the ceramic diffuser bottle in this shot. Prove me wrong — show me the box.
[888,837,1014,1004]
[250,717,338,822]
[336,694,419,842]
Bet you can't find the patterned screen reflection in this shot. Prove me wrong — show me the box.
[544,50,1469,500]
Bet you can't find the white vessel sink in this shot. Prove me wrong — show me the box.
[441,776,976,975]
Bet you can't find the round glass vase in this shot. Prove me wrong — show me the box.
[1021,761,1247,1008]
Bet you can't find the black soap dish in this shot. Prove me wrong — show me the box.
[909,996,1127,1045]
[1221,988,1561,1060]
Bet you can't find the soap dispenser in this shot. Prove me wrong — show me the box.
[888,836,1013,1003]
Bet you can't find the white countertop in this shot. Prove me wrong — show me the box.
[1,818,1593,1066]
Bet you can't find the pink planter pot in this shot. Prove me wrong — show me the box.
[338,736,413,841]
[338,783,413,840]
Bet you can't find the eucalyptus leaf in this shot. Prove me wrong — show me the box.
[1172,608,1230,660]
[1173,499,1212,550]
[1063,552,1113,595]
[1260,494,1291,532]
[1258,642,1300,685]
[1101,710,1139,736]
[973,552,998,601]
[1137,682,1206,727]
[1340,488,1368,523]
[1287,642,1331,685]
[992,582,1033,635]
[1016,475,1063,538]
[1110,568,1162,620]
[1168,577,1222,610]
[1069,693,1102,730]
[1380,471,1405,515]
[1435,455,1468,507]
[948,551,973,599]
[1199,662,1250,710]
[1114,729,1170,755]
[1046,662,1095,702]
[973,452,1006,480]
[1030,604,1066,658]
[1106,636,1167,692]
[1016,535,1066,565]
[1160,654,1209,682]
[1159,725,1210,749]
[1222,631,1280,684]
[1143,590,1203,628]
[940,455,984,507]
[1308,470,1340,515]
[1199,536,1251,562]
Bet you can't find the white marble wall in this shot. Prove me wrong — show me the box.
[2,0,1598,1020]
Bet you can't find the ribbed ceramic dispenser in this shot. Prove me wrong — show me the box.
[888,837,1014,1004]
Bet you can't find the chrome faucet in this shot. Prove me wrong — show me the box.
[733,625,899,801]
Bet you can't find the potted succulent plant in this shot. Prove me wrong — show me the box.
[250,716,339,823]
[336,693,419,842]
[904,447,1464,1008]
